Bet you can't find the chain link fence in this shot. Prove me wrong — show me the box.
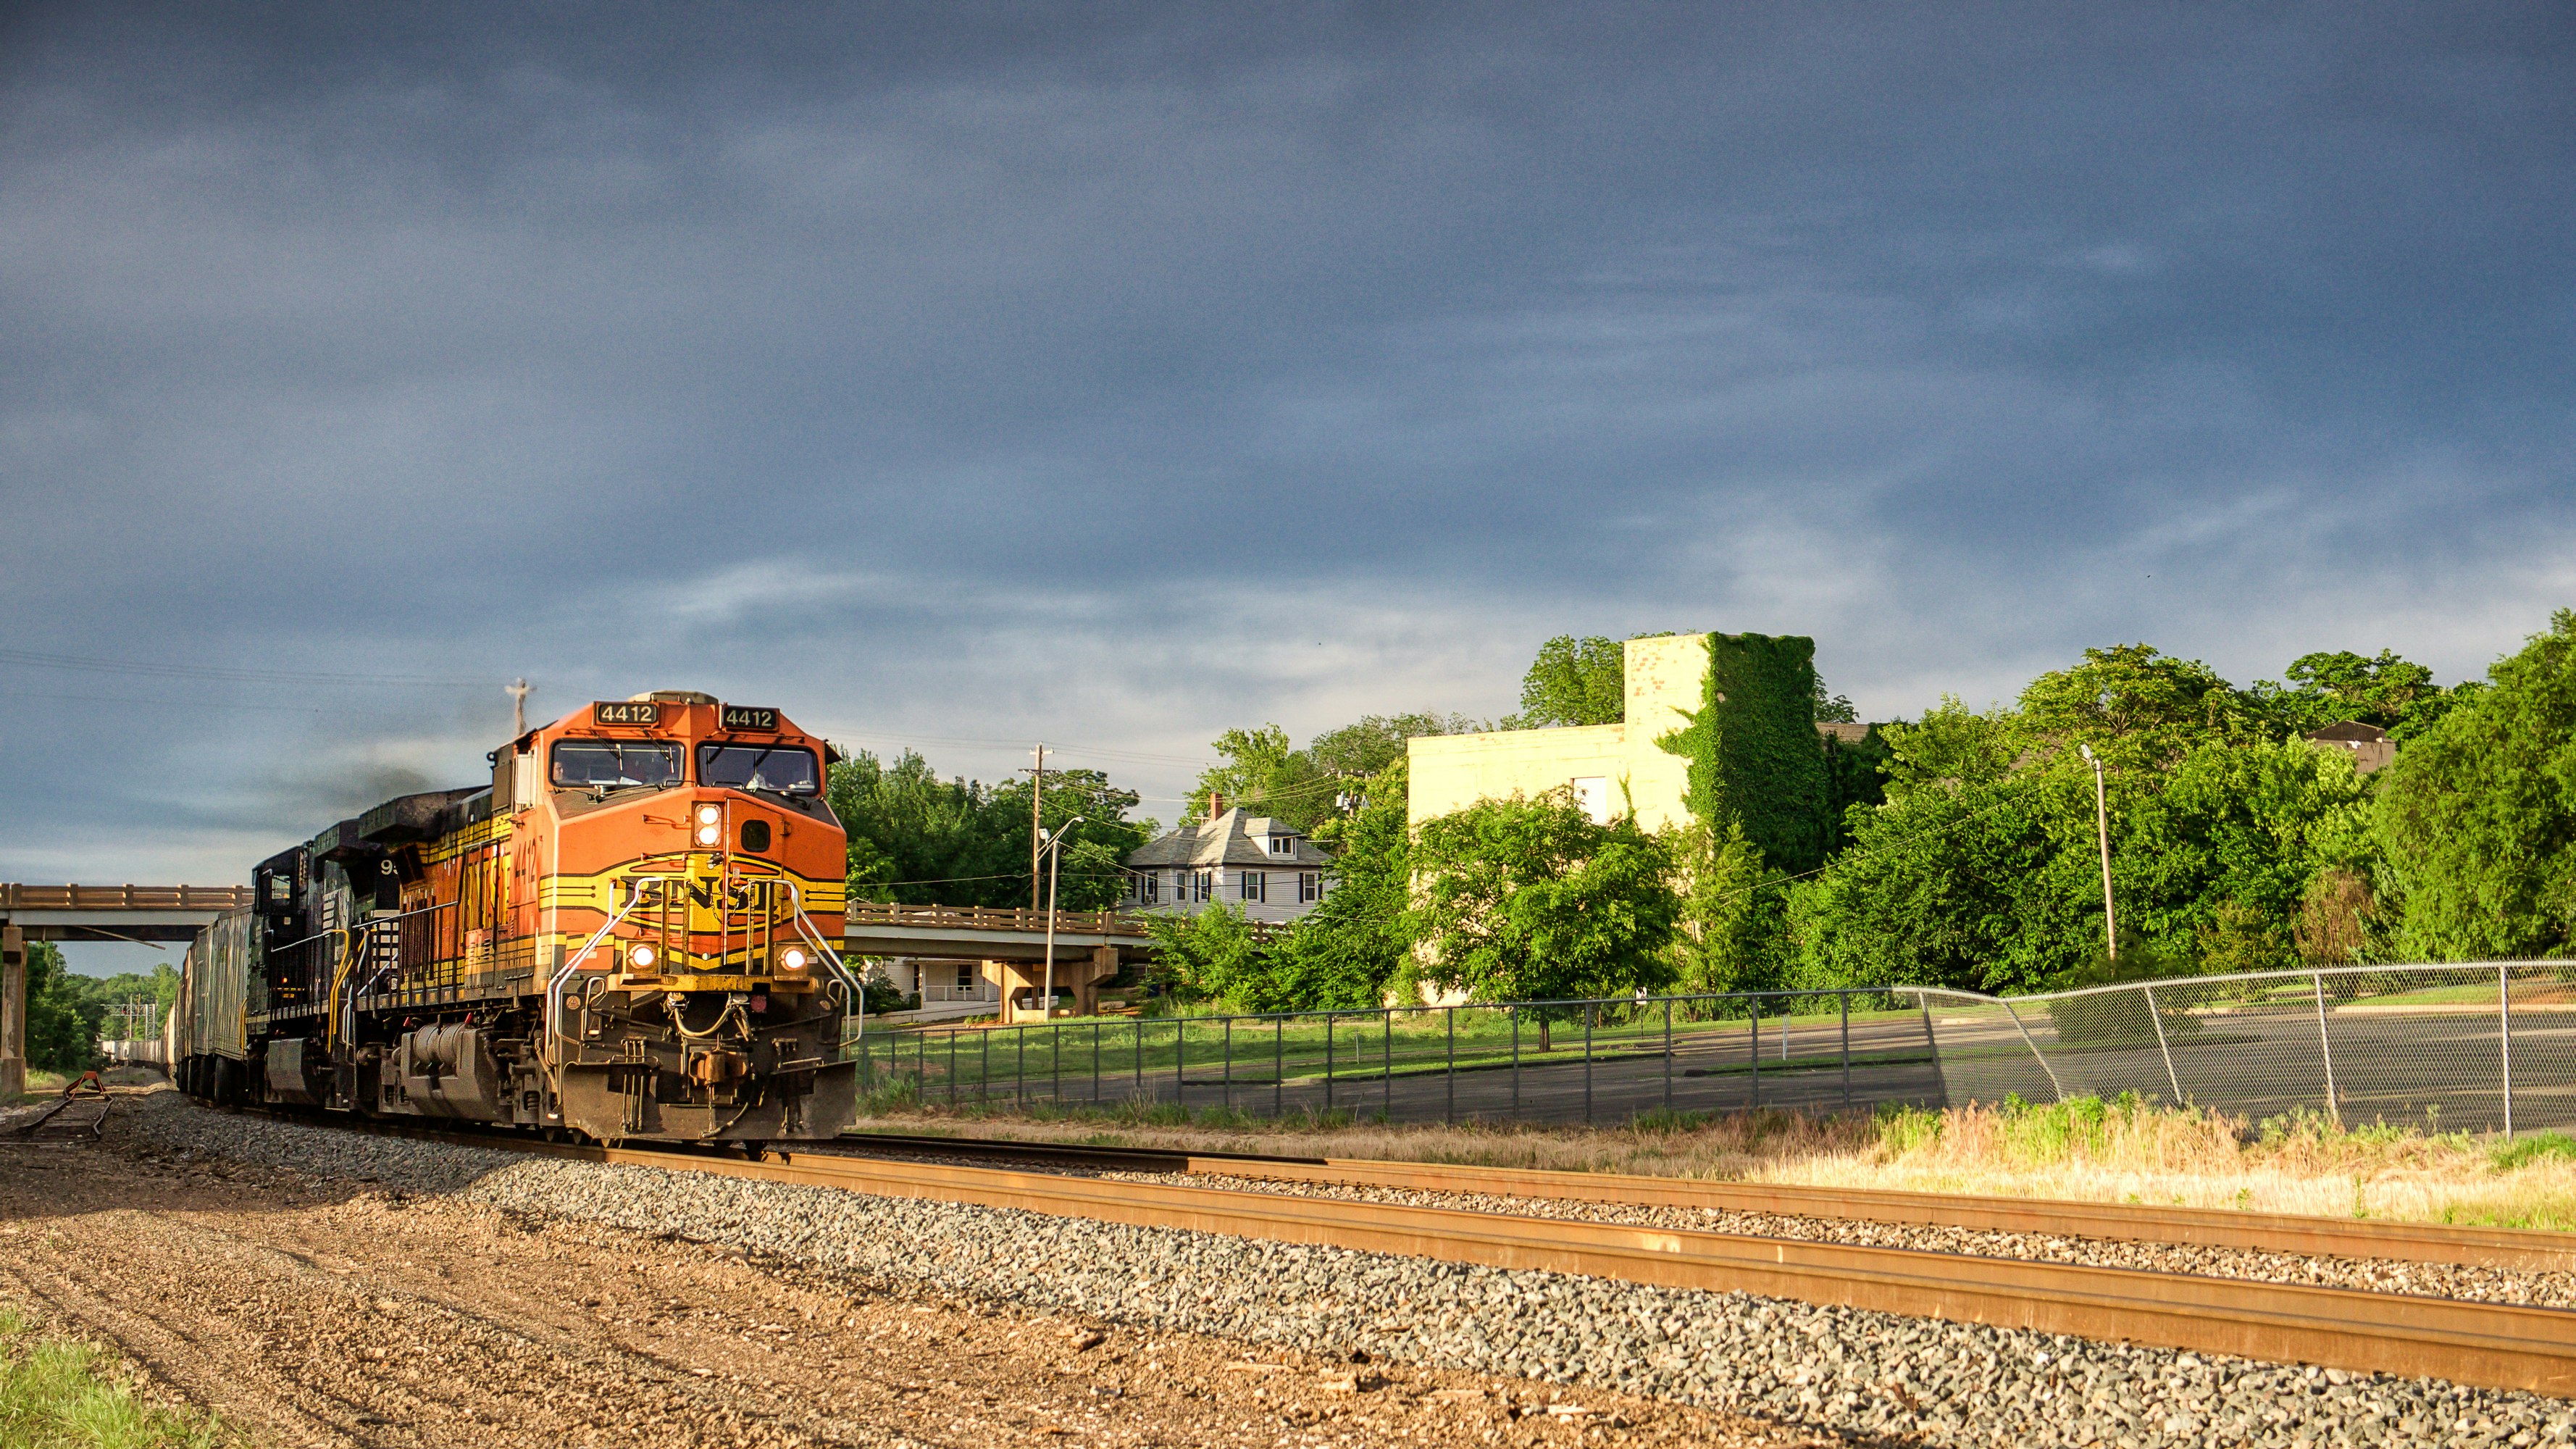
[1915,961,2576,1135]
[854,990,1944,1127]
[851,961,2575,1135]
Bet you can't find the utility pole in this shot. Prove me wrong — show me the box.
[2078,743,2116,959]
[507,678,532,738]
[1039,816,1087,1023]
[1021,745,1048,911]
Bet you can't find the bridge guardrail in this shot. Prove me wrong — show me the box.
[842,902,1150,936]
[1,883,257,911]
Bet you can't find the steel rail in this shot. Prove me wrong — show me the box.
[601,1144,2576,1398]
[832,1131,2576,1275]
[230,1115,2576,1395]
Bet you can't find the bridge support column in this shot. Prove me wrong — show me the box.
[2,926,25,1100]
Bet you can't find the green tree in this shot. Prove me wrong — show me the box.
[2015,643,2263,772]
[1406,788,1678,1040]
[1812,677,1858,724]
[1514,635,1626,727]
[1304,712,1478,779]
[1670,817,1788,995]
[1268,759,1416,1008]
[1144,904,1274,1007]
[67,964,180,1044]
[2373,610,2576,960]
[825,750,1149,911]
[1189,724,1331,830]
[2250,648,2463,741]
[1786,772,2079,993]
[23,943,100,1072]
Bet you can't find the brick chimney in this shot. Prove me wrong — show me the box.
[1208,790,1224,822]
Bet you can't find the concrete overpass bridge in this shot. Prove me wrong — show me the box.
[0,883,1157,1091]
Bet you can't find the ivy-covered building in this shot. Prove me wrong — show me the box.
[1408,631,1876,872]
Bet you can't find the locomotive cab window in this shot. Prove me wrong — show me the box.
[550,740,682,790]
[696,743,820,796]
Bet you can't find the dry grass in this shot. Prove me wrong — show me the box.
[849,1095,2576,1231]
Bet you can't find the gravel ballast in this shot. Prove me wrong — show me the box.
[1079,1168,2576,1309]
[133,1098,2576,1449]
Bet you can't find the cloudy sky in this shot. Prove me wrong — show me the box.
[5,4,2570,972]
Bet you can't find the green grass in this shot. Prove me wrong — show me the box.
[0,1306,225,1449]
[2492,1131,2576,1172]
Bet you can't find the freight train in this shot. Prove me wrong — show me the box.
[171,691,862,1143]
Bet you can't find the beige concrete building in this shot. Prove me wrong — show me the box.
[1408,632,1710,830]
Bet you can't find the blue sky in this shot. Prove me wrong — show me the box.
[4,4,2570,973]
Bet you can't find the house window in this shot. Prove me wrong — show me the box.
[1191,870,1212,903]
[955,964,976,991]
[1240,870,1264,902]
[1268,835,1296,856]
[1299,872,1321,903]
[1140,871,1159,904]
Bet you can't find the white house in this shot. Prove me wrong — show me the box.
[1123,802,1336,924]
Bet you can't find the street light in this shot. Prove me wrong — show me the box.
[2077,743,2116,960]
[1037,816,1087,1022]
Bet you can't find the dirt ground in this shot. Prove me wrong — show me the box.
[0,1093,1845,1449]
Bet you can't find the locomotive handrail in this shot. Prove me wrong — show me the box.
[543,890,651,1073]
[781,879,868,1046]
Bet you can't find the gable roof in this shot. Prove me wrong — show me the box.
[1125,807,1337,869]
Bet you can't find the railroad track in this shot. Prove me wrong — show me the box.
[559,1133,2574,1398]
[193,1111,2576,1397]
[828,1129,2576,1274]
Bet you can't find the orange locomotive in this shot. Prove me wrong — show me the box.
[174,690,861,1142]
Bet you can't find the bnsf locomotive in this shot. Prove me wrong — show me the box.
[172,691,861,1143]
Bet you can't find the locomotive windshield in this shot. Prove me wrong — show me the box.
[696,742,820,796]
[551,739,682,789]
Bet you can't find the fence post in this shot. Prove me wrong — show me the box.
[1223,1016,1233,1114]
[1175,1016,1187,1114]
[1840,993,1852,1111]
[2145,982,2182,1106]
[1051,1019,1061,1105]
[950,1031,958,1106]
[1584,1001,1595,1125]
[1134,1016,1144,1101]
[2312,972,2341,1127]
[1663,996,1674,1115]
[1749,998,1760,1111]
[1446,1006,1456,1123]
[1996,996,2064,1103]
[981,1030,990,1105]
[1511,1009,1521,1117]
[1092,1020,1102,1106]
[1325,1014,1334,1114]
[1276,1016,1284,1118]
[1382,1009,1392,1122]
[1016,1025,1027,1108]
[2501,963,2515,1138]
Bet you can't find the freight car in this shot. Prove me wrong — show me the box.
[173,691,863,1143]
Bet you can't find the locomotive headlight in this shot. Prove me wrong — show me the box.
[630,943,657,970]
[695,824,721,845]
[695,804,721,826]
[694,803,722,845]
[780,946,808,972]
